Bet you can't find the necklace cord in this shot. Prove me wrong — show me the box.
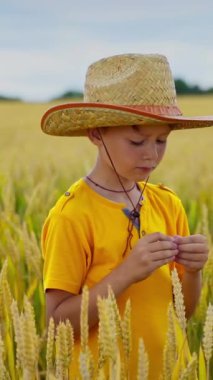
[86,176,136,193]
[97,129,149,213]
[98,130,135,210]
[96,129,150,256]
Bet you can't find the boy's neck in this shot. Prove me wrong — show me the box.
[85,166,142,209]
[88,161,134,192]
[85,176,141,209]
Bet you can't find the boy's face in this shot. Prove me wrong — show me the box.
[96,124,171,182]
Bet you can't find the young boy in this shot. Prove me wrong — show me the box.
[41,54,212,379]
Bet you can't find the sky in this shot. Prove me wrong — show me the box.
[1,0,213,102]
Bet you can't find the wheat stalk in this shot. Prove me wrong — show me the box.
[21,223,42,278]
[179,352,197,380]
[79,348,91,380]
[171,268,187,332]
[137,338,149,380]
[10,297,40,378]
[80,286,89,352]
[96,367,106,380]
[46,317,55,375]
[55,320,74,379]
[65,319,74,369]
[162,303,177,380]
[121,299,132,360]
[0,330,10,380]
[0,259,13,318]
[22,296,40,377]
[97,297,117,363]
[108,287,122,338]
[10,299,24,370]
[121,298,132,377]
[202,303,213,379]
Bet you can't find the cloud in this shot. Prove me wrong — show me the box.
[1,0,213,100]
[1,36,213,102]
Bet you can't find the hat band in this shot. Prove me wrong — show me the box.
[126,104,182,116]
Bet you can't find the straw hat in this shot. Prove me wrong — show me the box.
[41,54,213,136]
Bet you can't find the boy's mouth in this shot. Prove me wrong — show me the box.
[136,166,155,171]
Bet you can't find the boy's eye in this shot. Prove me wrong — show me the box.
[157,140,167,144]
[130,140,145,146]
[129,139,167,146]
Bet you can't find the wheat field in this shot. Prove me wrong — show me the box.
[0,96,212,379]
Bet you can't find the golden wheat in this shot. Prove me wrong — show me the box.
[97,296,117,362]
[0,330,10,380]
[55,321,71,379]
[171,268,187,333]
[10,297,40,379]
[179,352,197,380]
[0,98,212,378]
[162,303,177,380]
[80,286,89,352]
[202,303,213,380]
[137,338,149,380]
[46,317,55,375]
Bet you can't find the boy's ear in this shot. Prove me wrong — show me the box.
[87,128,102,146]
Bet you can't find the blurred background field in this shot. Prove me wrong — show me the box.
[1,95,213,232]
[0,96,212,378]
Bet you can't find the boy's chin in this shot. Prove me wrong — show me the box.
[133,167,154,181]
[134,173,152,182]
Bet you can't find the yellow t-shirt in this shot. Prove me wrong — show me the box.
[42,179,189,379]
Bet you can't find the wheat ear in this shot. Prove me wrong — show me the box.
[137,338,149,380]
[179,352,197,380]
[162,303,177,380]
[108,286,122,338]
[46,317,55,375]
[97,296,117,362]
[22,296,40,378]
[0,330,10,380]
[55,320,73,379]
[10,299,24,370]
[171,268,186,333]
[0,259,13,318]
[80,286,89,352]
[202,303,213,380]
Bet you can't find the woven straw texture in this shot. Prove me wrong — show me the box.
[84,54,177,106]
[41,54,213,136]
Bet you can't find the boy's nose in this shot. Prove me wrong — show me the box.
[142,144,158,161]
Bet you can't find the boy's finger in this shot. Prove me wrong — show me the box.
[176,252,208,261]
[172,234,206,244]
[150,240,178,253]
[152,249,178,261]
[142,232,173,243]
[178,243,208,253]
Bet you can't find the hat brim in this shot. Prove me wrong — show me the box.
[41,102,213,136]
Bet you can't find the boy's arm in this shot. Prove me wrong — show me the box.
[173,234,208,319]
[46,259,134,336]
[46,232,177,336]
[181,270,202,319]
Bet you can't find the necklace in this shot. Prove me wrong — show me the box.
[96,130,149,222]
[88,130,149,256]
[86,176,136,193]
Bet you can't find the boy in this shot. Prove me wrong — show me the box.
[41,53,212,378]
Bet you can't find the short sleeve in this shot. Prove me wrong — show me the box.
[42,214,91,294]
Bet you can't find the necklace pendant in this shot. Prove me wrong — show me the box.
[131,210,140,218]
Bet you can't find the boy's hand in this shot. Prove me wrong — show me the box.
[125,232,178,284]
[173,234,209,273]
